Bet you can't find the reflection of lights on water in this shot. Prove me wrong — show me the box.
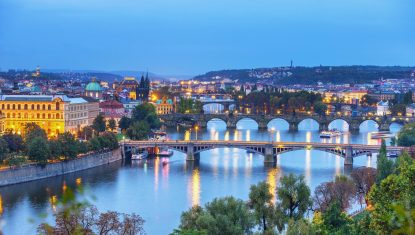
[267,168,278,203]
[188,168,201,207]
[246,130,251,141]
[305,150,311,185]
[154,157,160,190]
[245,154,253,176]
[162,158,170,179]
[76,177,82,186]
[306,131,311,143]
[233,130,240,141]
[50,195,58,212]
[224,131,230,141]
[144,162,148,172]
[275,131,281,142]
[62,181,67,192]
[233,154,238,177]
[0,194,3,215]
[335,155,341,176]
[367,156,372,168]
[184,130,191,140]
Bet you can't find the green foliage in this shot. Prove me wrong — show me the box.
[368,157,415,234]
[403,91,413,105]
[5,154,26,167]
[27,137,50,164]
[178,197,254,235]
[92,114,106,133]
[318,201,354,234]
[118,116,131,131]
[397,122,415,147]
[277,173,312,220]
[78,126,94,140]
[108,118,117,131]
[57,132,79,160]
[248,181,276,233]
[376,139,395,184]
[360,94,378,107]
[0,136,9,163]
[389,104,406,116]
[131,103,160,129]
[126,121,151,140]
[24,122,47,143]
[313,101,327,116]
[286,219,315,235]
[177,98,203,114]
[2,132,24,152]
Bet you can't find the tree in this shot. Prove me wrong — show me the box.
[24,122,47,142]
[397,122,415,147]
[27,137,50,164]
[390,103,406,116]
[277,174,312,221]
[360,94,377,107]
[177,197,254,235]
[403,91,413,105]
[108,118,117,132]
[313,175,355,212]
[0,136,9,163]
[57,132,79,160]
[92,114,106,134]
[286,219,315,235]
[376,139,395,184]
[126,121,150,140]
[2,132,24,152]
[131,103,160,129]
[350,167,377,206]
[368,156,415,234]
[313,101,327,116]
[37,187,145,235]
[78,126,94,140]
[118,116,131,132]
[318,201,354,234]
[248,181,276,233]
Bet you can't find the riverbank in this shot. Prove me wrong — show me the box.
[0,148,122,187]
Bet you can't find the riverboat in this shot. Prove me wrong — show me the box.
[320,129,342,138]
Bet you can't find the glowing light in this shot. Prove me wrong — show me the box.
[267,168,278,203]
[305,150,311,185]
[0,194,3,215]
[189,168,201,206]
[76,178,82,186]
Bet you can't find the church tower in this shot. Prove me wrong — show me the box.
[136,72,150,102]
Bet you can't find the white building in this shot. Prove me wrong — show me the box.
[376,100,390,116]
[65,97,99,134]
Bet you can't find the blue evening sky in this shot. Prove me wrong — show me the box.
[0,0,414,75]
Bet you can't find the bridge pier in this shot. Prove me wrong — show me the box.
[258,121,268,130]
[289,122,298,132]
[186,144,200,161]
[344,146,353,166]
[264,145,277,165]
[319,123,329,131]
[379,122,390,131]
[227,120,237,129]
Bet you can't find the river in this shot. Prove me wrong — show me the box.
[0,119,403,234]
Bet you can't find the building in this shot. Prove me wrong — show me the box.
[85,78,103,99]
[99,100,125,125]
[0,95,68,136]
[121,99,142,117]
[376,100,390,116]
[154,97,174,114]
[136,73,150,102]
[368,91,396,102]
[64,97,99,134]
[406,103,415,117]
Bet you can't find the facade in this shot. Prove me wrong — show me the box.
[406,104,415,117]
[0,95,68,136]
[154,97,174,114]
[64,97,99,134]
[376,100,390,116]
[85,78,103,99]
[368,91,396,102]
[99,100,125,124]
[121,99,142,116]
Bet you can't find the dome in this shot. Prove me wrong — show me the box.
[85,81,103,92]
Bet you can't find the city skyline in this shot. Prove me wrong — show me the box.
[1,0,414,75]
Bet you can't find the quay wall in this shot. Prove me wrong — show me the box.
[0,149,122,187]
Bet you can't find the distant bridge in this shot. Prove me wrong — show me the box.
[122,140,406,166]
[159,113,414,132]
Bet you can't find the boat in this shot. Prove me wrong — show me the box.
[386,152,399,158]
[320,129,342,138]
[157,148,173,157]
[152,131,168,141]
[131,150,149,160]
[370,132,394,139]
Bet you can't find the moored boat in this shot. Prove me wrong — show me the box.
[131,150,149,160]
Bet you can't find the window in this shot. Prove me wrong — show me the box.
[56,102,60,110]
[7,104,9,109]
[18,104,21,110]
[12,104,15,110]
[48,105,51,110]
[42,104,46,110]
[37,104,40,110]
[24,104,28,110]
[42,114,45,119]
[37,114,40,118]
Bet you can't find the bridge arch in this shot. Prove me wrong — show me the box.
[359,119,380,132]
[202,103,225,114]
[328,118,350,131]
[206,118,227,130]
[267,118,290,131]
[236,117,259,129]
[298,118,320,131]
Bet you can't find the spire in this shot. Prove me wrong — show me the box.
[140,75,145,88]
[145,71,150,88]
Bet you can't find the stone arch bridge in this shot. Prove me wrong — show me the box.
[159,113,413,132]
[122,140,406,167]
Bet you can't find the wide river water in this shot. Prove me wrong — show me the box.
[0,119,403,234]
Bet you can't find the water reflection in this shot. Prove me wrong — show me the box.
[188,168,201,207]
[266,167,279,203]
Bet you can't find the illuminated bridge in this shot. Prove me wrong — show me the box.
[121,140,406,166]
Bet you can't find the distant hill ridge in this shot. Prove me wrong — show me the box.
[193,65,415,84]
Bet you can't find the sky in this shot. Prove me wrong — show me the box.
[0,0,414,75]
